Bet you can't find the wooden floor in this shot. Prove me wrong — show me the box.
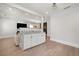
[0,37,79,56]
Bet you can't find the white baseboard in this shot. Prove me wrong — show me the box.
[50,37,79,48]
[0,35,15,39]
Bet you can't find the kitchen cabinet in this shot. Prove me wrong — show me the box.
[19,32,45,50]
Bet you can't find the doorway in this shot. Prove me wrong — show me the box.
[43,22,47,35]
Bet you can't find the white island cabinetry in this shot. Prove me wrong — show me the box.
[19,32,45,50]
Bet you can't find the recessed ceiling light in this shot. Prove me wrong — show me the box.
[9,7,12,11]
[45,12,48,14]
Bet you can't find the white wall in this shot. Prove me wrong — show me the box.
[47,17,51,37]
[0,4,18,38]
[50,7,79,48]
[0,19,17,38]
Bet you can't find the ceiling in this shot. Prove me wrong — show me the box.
[0,3,46,23]
[1,3,79,23]
[15,3,79,16]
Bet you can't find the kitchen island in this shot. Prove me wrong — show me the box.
[18,29,46,50]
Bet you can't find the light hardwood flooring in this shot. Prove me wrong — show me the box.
[0,37,79,56]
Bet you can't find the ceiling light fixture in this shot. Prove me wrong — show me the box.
[45,12,48,14]
[9,7,12,11]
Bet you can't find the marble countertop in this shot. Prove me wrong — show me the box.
[20,31,43,34]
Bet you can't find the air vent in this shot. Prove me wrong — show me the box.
[64,6,71,9]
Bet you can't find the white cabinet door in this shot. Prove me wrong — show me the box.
[31,34,37,46]
[20,33,45,50]
[31,33,45,46]
[19,34,24,48]
[23,35,32,49]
